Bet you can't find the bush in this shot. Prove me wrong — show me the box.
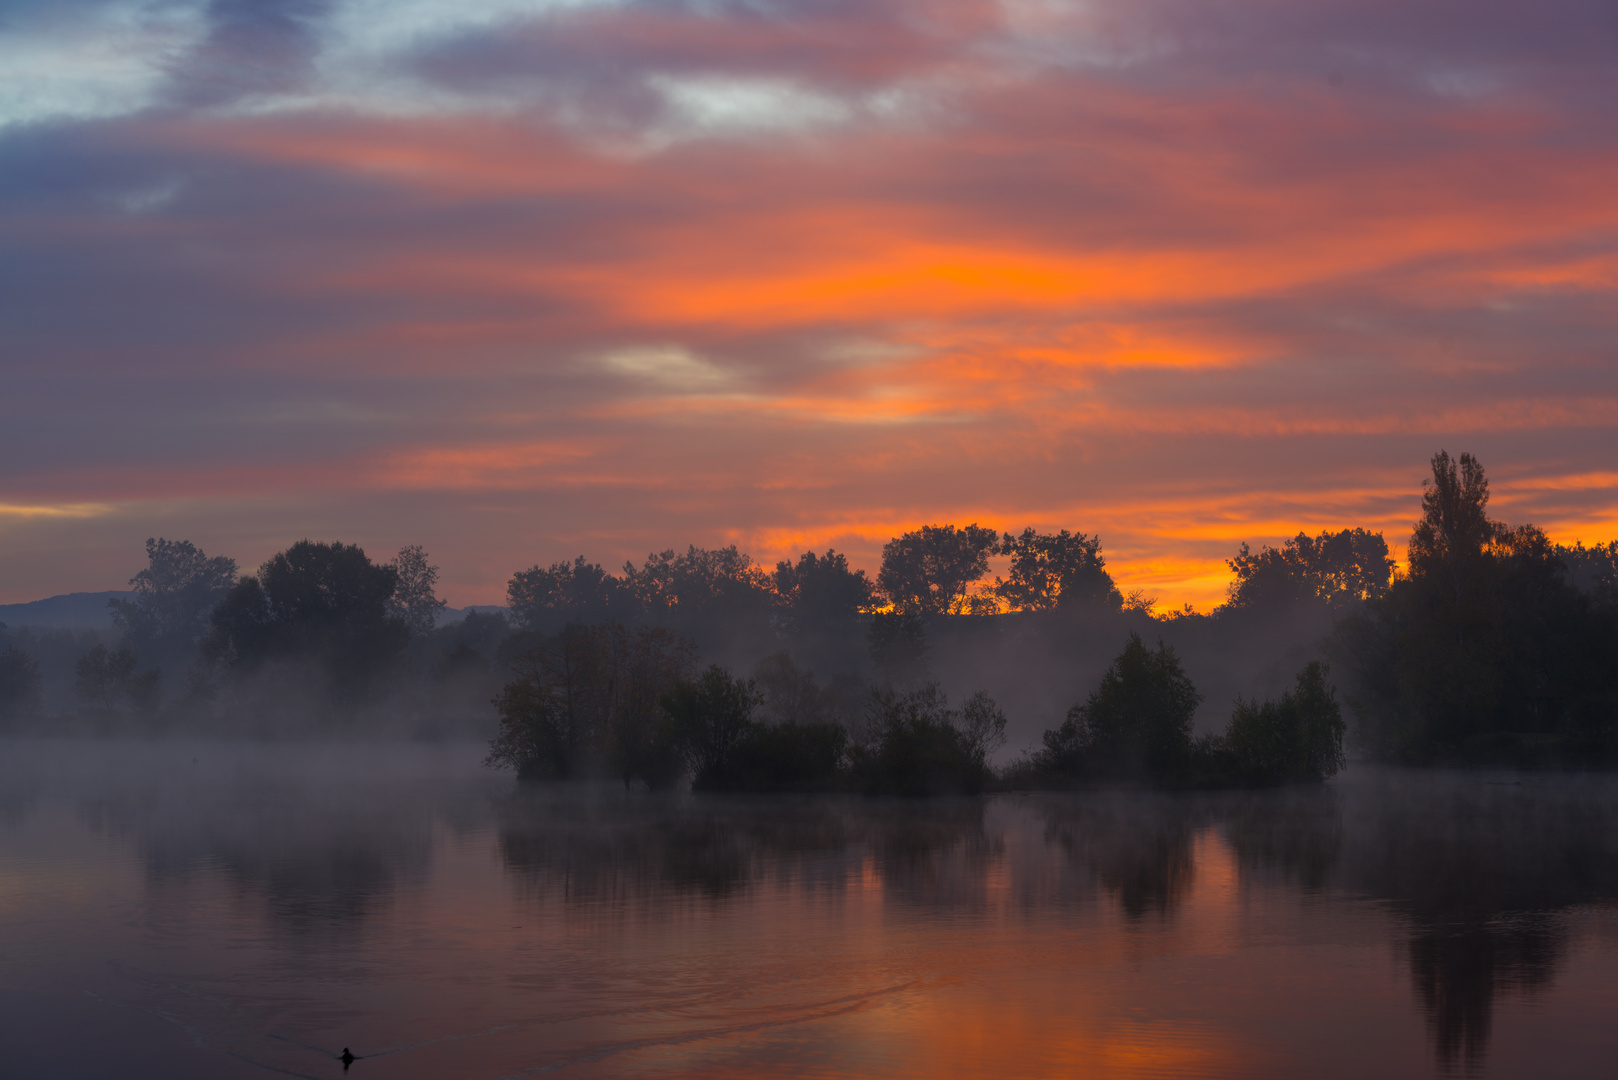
[851,684,1006,796]
[1224,662,1345,784]
[664,666,763,790]
[724,721,849,792]
[1038,633,1201,783]
[487,622,693,786]
[663,662,852,792]
[73,644,160,713]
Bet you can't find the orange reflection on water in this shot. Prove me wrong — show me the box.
[653,824,1267,1080]
[12,745,1618,1079]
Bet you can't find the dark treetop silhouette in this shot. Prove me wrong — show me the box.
[3,449,1611,774]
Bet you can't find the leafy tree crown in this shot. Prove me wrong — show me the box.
[878,523,998,615]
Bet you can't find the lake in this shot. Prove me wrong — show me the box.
[2,740,1616,1079]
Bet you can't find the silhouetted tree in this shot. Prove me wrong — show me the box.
[1410,450,1502,612]
[1557,540,1618,605]
[0,639,42,727]
[878,524,998,615]
[1335,452,1505,758]
[994,528,1123,612]
[621,545,777,654]
[1122,588,1158,616]
[622,545,759,613]
[388,544,448,636]
[663,665,763,789]
[400,603,510,733]
[772,549,874,628]
[1225,529,1393,612]
[956,689,1011,765]
[74,644,159,712]
[752,652,845,727]
[434,640,490,682]
[488,621,695,787]
[447,609,511,658]
[487,623,621,780]
[602,624,694,789]
[108,538,237,666]
[205,540,407,700]
[1336,451,1618,763]
[1039,633,1201,782]
[726,719,849,791]
[689,653,853,791]
[507,556,634,631]
[1223,662,1346,784]
[851,683,1005,796]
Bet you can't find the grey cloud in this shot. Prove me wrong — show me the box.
[3,0,1616,607]
[164,0,330,106]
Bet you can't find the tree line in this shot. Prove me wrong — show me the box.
[486,448,1617,786]
[486,624,1342,794]
[1,449,1614,774]
[1336,452,1618,765]
[485,631,1011,795]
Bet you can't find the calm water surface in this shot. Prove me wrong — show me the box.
[3,740,1616,1079]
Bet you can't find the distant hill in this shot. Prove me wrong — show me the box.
[0,591,129,630]
[437,605,507,627]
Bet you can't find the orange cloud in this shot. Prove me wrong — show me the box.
[7,35,1618,606]
[374,440,601,490]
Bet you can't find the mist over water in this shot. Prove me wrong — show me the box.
[4,741,1617,1079]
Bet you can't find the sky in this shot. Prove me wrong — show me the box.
[2,0,1616,609]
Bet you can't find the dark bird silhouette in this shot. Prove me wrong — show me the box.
[341,1047,355,1070]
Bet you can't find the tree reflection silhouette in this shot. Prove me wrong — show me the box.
[1408,917,1564,1072]
[1343,774,1618,1072]
[1032,776,1618,1071]
[71,747,452,934]
[1222,786,1343,892]
[1228,773,1617,1072]
[495,792,995,910]
[1041,797,1200,919]
[59,745,1616,1076]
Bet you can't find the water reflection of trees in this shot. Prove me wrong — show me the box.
[496,765,1618,1080]
[53,745,1611,1074]
[1406,918,1564,1070]
[1221,773,1618,1072]
[497,797,766,903]
[1337,775,1618,1073]
[1026,776,1618,1072]
[84,789,438,929]
[1039,796,1200,919]
[70,757,462,933]
[1221,786,1342,892]
[495,791,997,911]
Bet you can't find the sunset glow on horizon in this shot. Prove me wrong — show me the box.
[4,0,1617,608]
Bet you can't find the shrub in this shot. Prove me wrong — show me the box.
[664,666,763,790]
[852,684,1006,796]
[1038,633,1201,782]
[725,721,849,792]
[1225,662,1346,784]
[487,622,692,786]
